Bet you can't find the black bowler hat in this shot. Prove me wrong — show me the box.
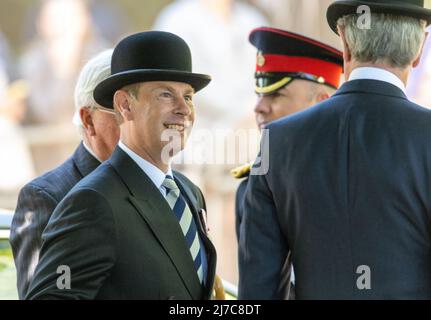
[249,27,343,96]
[327,0,431,34]
[94,31,211,108]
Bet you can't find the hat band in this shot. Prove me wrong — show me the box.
[256,54,343,88]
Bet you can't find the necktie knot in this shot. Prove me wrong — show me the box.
[163,175,179,193]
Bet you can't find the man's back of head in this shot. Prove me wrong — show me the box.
[328,0,431,82]
[338,13,426,69]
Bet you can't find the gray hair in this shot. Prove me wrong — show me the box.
[337,13,426,68]
[73,49,113,126]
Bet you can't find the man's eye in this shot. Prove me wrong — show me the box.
[184,95,193,102]
[161,91,173,98]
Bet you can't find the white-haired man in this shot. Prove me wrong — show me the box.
[239,0,431,299]
[10,49,120,299]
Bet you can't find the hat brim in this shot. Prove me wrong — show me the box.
[327,1,431,34]
[94,69,211,108]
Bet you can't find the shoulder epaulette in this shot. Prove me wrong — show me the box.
[230,163,252,179]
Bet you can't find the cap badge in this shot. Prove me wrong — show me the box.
[257,52,266,67]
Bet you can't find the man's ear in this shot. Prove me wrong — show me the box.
[316,92,330,104]
[413,32,429,68]
[338,26,352,63]
[80,107,96,136]
[113,90,133,121]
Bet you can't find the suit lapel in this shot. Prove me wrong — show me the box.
[108,147,202,299]
[72,142,101,178]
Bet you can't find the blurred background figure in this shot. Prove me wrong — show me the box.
[88,1,129,44]
[154,0,268,284]
[154,0,268,131]
[0,68,34,198]
[0,60,6,91]
[0,28,15,81]
[252,0,341,49]
[0,30,10,64]
[19,0,109,125]
[18,0,111,175]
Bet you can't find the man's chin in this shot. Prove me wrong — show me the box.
[160,139,188,163]
[258,122,267,130]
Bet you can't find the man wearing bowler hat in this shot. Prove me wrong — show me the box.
[26,31,217,300]
[239,0,431,299]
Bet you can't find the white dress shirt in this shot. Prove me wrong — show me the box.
[349,67,407,95]
[118,141,173,196]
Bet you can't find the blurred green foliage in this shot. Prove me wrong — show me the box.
[0,240,18,299]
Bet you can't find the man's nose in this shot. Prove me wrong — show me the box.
[254,96,271,114]
[176,97,193,116]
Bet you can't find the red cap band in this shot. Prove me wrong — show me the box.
[256,54,343,88]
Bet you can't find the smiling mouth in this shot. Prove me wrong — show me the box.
[164,123,187,132]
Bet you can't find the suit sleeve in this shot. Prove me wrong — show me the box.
[234,179,248,242]
[238,149,290,299]
[10,184,58,299]
[25,188,117,300]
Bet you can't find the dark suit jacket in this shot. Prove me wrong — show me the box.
[10,142,100,299]
[26,146,217,300]
[239,79,431,299]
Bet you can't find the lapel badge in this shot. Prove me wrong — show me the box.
[199,209,210,235]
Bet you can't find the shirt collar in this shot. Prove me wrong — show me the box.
[82,141,102,163]
[349,67,407,95]
[118,140,173,190]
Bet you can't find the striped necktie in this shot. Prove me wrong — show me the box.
[162,175,203,284]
